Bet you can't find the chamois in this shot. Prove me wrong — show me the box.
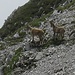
[27,25,45,44]
[50,21,65,40]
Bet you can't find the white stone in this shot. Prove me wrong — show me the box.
[13,32,20,38]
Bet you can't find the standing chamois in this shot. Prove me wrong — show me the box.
[50,21,65,40]
[27,25,45,44]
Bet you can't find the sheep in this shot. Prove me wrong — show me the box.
[50,20,65,40]
[27,25,45,44]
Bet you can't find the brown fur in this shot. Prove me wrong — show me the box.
[50,21,65,40]
[28,25,44,43]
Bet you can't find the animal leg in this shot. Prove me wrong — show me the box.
[53,32,56,39]
[39,36,43,45]
[62,33,64,39]
[32,35,34,42]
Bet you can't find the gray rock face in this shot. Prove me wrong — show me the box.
[35,52,43,60]
[21,6,75,75]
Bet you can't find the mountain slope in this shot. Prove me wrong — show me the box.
[0,0,68,39]
[0,0,75,75]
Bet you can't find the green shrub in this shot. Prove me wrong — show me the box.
[0,43,6,50]
[3,47,22,75]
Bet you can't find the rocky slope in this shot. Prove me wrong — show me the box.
[0,0,75,75]
[20,7,75,75]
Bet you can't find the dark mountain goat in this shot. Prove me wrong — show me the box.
[50,20,65,40]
